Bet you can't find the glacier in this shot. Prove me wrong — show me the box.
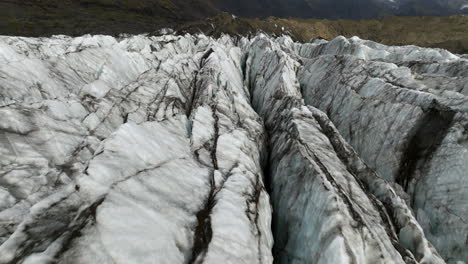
[0,32,466,264]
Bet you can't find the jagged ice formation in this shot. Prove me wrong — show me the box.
[0,33,466,264]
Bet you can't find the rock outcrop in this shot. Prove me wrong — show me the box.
[0,33,466,263]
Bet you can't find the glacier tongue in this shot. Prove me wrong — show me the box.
[0,33,466,264]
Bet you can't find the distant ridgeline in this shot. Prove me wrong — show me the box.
[0,0,467,53]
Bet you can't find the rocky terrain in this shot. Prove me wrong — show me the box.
[213,0,468,19]
[0,32,467,264]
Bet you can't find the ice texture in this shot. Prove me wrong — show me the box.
[0,33,467,263]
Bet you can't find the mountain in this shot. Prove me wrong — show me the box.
[396,0,468,16]
[0,0,218,36]
[0,32,467,264]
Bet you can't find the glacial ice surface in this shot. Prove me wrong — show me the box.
[0,33,466,263]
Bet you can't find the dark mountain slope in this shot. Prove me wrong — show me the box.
[0,0,218,36]
[0,0,467,54]
[397,0,468,16]
[2,0,468,37]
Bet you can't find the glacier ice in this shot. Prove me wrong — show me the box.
[0,33,466,263]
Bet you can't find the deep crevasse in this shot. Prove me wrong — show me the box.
[0,33,466,264]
